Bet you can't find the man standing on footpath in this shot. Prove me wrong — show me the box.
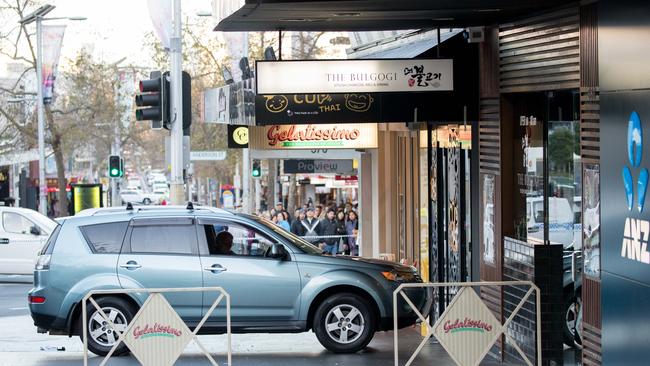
[301,208,321,244]
[291,209,306,236]
[319,209,340,255]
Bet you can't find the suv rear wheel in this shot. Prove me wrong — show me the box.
[81,297,137,357]
[313,293,375,353]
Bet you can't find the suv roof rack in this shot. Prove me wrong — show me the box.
[74,205,231,217]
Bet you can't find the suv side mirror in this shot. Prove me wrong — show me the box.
[269,243,288,260]
[30,226,41,236]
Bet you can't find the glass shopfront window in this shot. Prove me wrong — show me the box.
[510,91,581,248]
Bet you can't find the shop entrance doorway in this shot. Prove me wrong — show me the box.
[423,124,476,317]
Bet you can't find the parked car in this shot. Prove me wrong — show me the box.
[0,207,57,275]
[119,189,153,205]
[29,205,431,356]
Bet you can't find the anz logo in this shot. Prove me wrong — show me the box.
[623,111,648,212]
[621,111,650,265]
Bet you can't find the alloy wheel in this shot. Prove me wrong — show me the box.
[88,306,129,347]
[324,304,365,344]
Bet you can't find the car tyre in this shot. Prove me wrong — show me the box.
[80,296,137,357]
[313,293,375,353]
[563,288,582,349]
[143,198,151,205]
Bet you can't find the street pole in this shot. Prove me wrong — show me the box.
[36,16,47,215]
[242,34,250,213]
[169,0,184,205]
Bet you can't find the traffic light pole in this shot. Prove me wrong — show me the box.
[169,0,184,205]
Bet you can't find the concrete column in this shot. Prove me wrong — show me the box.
[359,152,374,257]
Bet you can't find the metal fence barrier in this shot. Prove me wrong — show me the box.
[393,281,541,366]
[82,287,231,366]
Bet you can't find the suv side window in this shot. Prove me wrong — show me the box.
[80,222,128,253]
[3,212,37,235]
[128,218,197,255]
[199,220,275,258]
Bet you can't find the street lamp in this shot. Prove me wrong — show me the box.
[19,4,86,215]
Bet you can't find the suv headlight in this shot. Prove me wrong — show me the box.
[381,270,415,282]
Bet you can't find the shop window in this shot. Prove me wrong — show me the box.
[510,91,581,248]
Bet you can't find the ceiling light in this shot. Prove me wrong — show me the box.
[433,17,455,21]
[476,8,501,12]
[333,12,361,17]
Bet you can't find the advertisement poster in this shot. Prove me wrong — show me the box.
[482,174,496,265]
[583,164,601,277]
[41,25,66,104]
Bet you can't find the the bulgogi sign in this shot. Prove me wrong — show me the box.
[256,59,453,94]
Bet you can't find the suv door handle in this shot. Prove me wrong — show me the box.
[204,264,227,273]
[120,261,142,270]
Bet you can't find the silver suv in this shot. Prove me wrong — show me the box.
[29,205,430,356]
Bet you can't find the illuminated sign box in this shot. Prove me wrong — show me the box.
[250,124,378,150]
[256,59,453,94]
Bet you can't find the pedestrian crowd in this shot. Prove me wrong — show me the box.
[257,200,359,256]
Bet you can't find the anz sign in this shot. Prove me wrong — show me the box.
[621,111,650,264]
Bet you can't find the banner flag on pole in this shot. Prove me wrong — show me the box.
[147,0,172,50]
[41,25,66,105]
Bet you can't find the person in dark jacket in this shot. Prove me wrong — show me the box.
[335,210,348,254]
[319,209,340,255]
[346,211,359,256]
[301,208,321,244]
[291,209,306,236]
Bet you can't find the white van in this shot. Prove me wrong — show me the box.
[0,207,57,274]
[527,196,578,248]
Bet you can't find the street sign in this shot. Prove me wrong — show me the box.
[432,287,502,366]
[190,151,227,161]
[122,293,193,365]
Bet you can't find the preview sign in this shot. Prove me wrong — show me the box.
[283,159,356,174]
[249,124,378,150]
[256,59,453,94]
[432,287,502,366]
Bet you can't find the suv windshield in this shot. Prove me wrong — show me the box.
[242,214,323,255]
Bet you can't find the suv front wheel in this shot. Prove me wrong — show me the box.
[80,296,137,357]
[313,293,376,353]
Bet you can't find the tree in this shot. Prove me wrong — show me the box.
[0,1,153,214]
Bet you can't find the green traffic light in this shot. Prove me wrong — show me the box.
[110,168,119,177]
[252,169,261,177]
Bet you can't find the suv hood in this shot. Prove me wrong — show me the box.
[297,254,415,272]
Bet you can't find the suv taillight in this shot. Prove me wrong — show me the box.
[35,254,51,270]
[28,295,46,304]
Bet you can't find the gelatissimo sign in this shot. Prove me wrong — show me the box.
[443,318,494,334]
[256,59,453,94]
[133,323,183,340]
[249,124,378,150]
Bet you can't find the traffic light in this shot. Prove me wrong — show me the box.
[252,160,261,178]
[135,71,169,129]
[108,155,122,178]
[181,71,192,135]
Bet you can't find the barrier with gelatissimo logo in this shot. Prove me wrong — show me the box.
[393,281,541,366]
[82,287,231,366]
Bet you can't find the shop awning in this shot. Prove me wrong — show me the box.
[214,0,569,32]
[351,29,463,59]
